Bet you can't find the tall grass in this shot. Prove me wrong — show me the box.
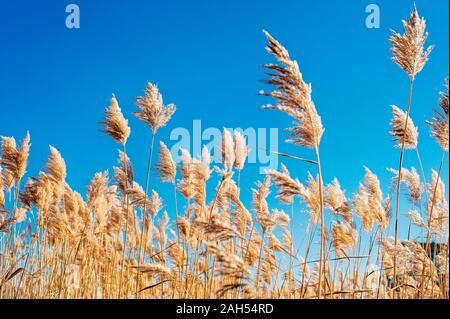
[0,5,448,299]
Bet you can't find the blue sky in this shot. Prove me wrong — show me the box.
[0,0,448,249]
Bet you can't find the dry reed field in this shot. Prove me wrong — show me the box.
[0,5,448,299]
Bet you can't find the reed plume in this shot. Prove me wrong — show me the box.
[134,82,176,135]
[266,164,305,205]
[45,146,67,186]
[390,5,433,290]
[387,167,422,205]
[127,181,151,210]
[353,167,388,231]
[101,93,132,297]
[390,105,419,149]
[233,131,248,171]
[221,129,235,171]
[427,78,449,152]
[407,210,426,228]
[261,32,323,148]
[325,178,352,224]
[389,4,433,80]
[113,150,134,194]
[1,132,30,188]
[134,82,176,296]
[261,30,326,297]
[156,141,176,183]
[101,95,131,145]
[331,221,357,258]
[148,190,163,218]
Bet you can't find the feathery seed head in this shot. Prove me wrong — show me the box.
[1,133,31,187]
[266,164,305,204]
[388,167,422,204]
[331,221,358,258]
[113,150,134,194]
[389,5,433,80]
[156,141,176,183]
[221,129,235,170]
[101,95,131,145]
[427,78,449,151]
[353,168,387,231]
[45,146,67,188]
[407,210,426,228]
[18,132,31,183]
[325,178,352,224]
[126,181,151,211]
[134,82,176,134]
[149,190,163,217]
[233,131,248,170]
[390,105,419,149]
[252,176,271,217]
[261,31,324,149]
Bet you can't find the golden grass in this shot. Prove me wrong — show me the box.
[0,5,448,299]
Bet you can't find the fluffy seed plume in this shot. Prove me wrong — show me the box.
[427,78,449,151]
[113,150,134,194]
[101,95,131,145]
[387,167,422,204]
[134,82,176,134]
[390,105,418,149]
[126,181,151,210]
[233,131,248,171]
[407,210,426,228]
[331,222,358,258]
[261,31,324,148]
[156,141,176,183]
[353,167,388,231]
[301,173,322,224]
[1,136,18,190]
[87,171,110,225]
[221,129,235,170]
[252,176,271,218]
[428,170,447,208]
[1,132,31,188]
[18,133,31,183]
[149,190,163,217]
[45,146,67,188]
[45,146,67,186]
[325,178,352,224]
[389,4,433,80]
[266,164,305,205]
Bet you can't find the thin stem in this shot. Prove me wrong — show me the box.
[258,147,318,165]
[209,175,226,222]
[172,181,182,287]
[255,229,265,292]
[119,142,129,298]
[393,78,414,292]
[419,150,446,297]
[300,223,317,298]
[137,131,156,297]
[415,147,429,216]
[314,145,325,299]
[443,235,449,298]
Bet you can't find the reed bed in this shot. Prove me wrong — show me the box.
[0,5,448,299]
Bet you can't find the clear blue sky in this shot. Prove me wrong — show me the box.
[0,1,448,248]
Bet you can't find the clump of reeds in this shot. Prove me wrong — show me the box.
[0,3,447,300]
